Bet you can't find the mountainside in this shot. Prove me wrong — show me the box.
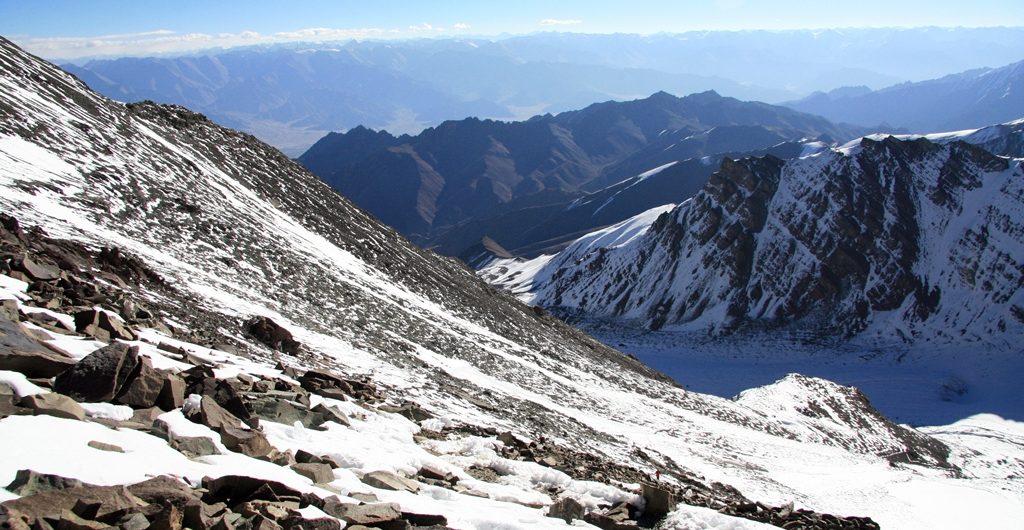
[441,141,807,261]
[482,131,1024,349]
[299,91,861,245]
[786,59,1024,132]
[3,35,1024,530]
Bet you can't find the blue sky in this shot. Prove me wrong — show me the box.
[3,0,1023,59]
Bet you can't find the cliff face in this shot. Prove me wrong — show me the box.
[484,134,1024,349]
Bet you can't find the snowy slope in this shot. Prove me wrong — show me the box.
[1,36,1023,530]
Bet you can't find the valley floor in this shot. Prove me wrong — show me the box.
[582,320,1024,427]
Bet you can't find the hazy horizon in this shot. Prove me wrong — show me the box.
[2,0,1023,61]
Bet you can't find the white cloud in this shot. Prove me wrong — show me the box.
[408,22,444,32]
[453,23,471,30]
[15,27,391,61]
[540,19,582,26]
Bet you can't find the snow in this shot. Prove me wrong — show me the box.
[634,161,679,183]
[80,402,135,421]
[662,504,778,529]
[0,370,47,397]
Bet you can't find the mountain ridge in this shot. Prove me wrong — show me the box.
[299,91,864,251]
[786,59,1024,132]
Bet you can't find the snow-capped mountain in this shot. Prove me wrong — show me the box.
[786,59,1024,133]
[2,36,1023,530]
[482,128,1024,351]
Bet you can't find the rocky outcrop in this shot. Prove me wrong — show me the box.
[486,134,1024,348]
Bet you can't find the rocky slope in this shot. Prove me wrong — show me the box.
[2,36,1023,530]
[298,91,862,245]
[482,127,1024,351]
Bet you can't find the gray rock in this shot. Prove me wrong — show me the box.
[220,426,273,458]
[5,470,90,496]
[73,308,136,342]
[2,484,147,522]
[129,406,164,428]
[115,355,164,409]
[248,396,313,426]
[87,440,124,453]
[294,449,323,465]
[156,373,185,411]
[19,392,85,421]
[192,395,244,432]
[11,256,60,281]
[1,298,19,321]
[0,317,77,378]
[321,498,402,527]
[361,470,420,493]
[53,342,138,402]
[290,463,334,484]
[170,436,220,457]
[547,496,585,523]
[310,403,350,428]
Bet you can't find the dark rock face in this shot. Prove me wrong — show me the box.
[511,135,1024,346]
[53,342,140,403]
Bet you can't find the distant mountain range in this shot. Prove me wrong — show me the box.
[785,59,1024,132]
[55,27,1024,154]
[298,91,865,257]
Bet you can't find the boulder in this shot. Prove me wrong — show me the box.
[87,440,125,453]
[171,436,221,457]
[0,317,77,378]
[278,513,341,530]
[73,308,136,342]
[220,426,273,458]
[10,256,60,282]
[1,298,18,321]
[248,396,315,427]
[245,317,300,355]
[201,476,302,507]
[401,511,448,527]
[1,484,147,523]
[321,499,403,527]
[185,373,252,423]
[19,392,85,421]
[5,470,90,496]
[641,483,676,520]
[310,403,350,428]
[378,402,432,423]
[127,476,203,529]
[53,342,139,402]
[115,356,165,409]
[290,463,334,484]
[156,374,186,411]
[361,471,420,493]
[294,450,323,465]
[417,465,457,485]
[192,396,244,432]
[547,496,585,523]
